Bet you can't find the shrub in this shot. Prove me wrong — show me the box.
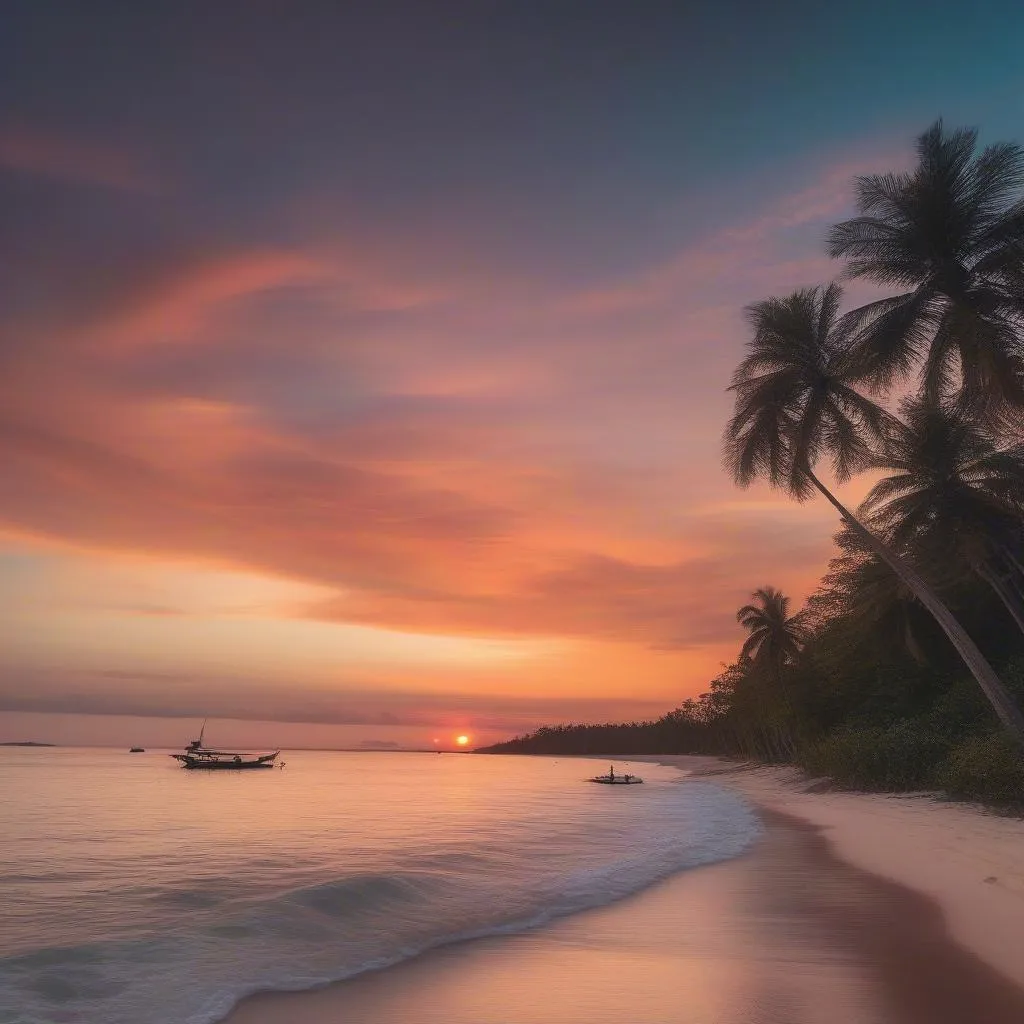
[998,656,1024,707]
[797,720,950,791]
[923,676,993,738]
[938,733,1024,807]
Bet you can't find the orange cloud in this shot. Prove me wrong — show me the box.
[0,141,887,727]
[0,396,832,654]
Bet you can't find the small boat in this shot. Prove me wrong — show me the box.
[129,747,145,753]
[170,722,279,770]
[590,766,643,785]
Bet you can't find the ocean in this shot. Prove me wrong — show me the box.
[0,748,760,1024]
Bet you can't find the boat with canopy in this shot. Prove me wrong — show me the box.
[170,722,280,770]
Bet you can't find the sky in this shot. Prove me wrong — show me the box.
[2,1,1024,749]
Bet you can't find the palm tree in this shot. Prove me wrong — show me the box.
[724,283,1024,744]
[736,586,805,671]
[827,121,1024,421]
[862,396,1024,632]
[735,585,807,760]
[817,535,935,666]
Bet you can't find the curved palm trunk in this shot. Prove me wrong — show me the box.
[974,561,1024,636]
[995,542,1024,595]
[805,469,1024,746]
[768,659,797,760]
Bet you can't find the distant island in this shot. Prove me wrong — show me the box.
[0,741,57,747]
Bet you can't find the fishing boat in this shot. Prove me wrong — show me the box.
[589,766,643,785]
[170,722,279,770]
[129,747,145,753]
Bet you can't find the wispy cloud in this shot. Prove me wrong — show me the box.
[0,664,671,734]
[0,127,163,193]
[0,139,889,722]
[559,150,910,322]
[83,251,331,350]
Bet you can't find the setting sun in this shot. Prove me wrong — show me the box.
[456,735,470,746]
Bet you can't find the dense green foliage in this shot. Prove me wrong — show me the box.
[481,588,1024,805]
[481,123,1024,807]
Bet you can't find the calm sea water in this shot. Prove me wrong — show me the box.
[0,748,759,1024]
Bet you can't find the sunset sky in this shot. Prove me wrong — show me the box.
[3,2,1024,749]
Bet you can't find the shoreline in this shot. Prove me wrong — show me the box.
[635,754,1024,989]
[223,755,1024,1024]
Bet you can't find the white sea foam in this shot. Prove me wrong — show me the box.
[0,749,759,1024]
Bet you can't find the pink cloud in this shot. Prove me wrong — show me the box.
[561,149,910,318]
[0,135,904,711]
[0,128,162,192]
[84,251,330,350]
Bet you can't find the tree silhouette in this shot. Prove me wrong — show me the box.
[737,586,805,670]
[828,121,1024,421]
[735,586,805,759]
[863,396,1024,632]
[724,283,1024,744]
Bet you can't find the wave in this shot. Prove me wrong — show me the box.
[284,872,434,917]
[0,779,759,1024]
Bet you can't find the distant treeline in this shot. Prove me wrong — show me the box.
[478,718,710,757]
[483,122,1024,808]
[477,575,1024,807]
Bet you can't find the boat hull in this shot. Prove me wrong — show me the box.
[180,759,276,770]
[171,752,279,770]
[589,777,643,785]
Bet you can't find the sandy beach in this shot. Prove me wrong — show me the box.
[224,757,1024,1024]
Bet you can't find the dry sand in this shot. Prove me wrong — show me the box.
[223,756,1024,1024]
[646,755,1024,991]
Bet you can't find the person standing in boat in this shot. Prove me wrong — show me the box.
[609,765,615,780]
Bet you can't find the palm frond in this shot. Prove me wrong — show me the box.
[859,394,1024,579]
[966,142,1024,232]
[843,288,942,389]
[724,283,883,504]
[828,120,1024,415]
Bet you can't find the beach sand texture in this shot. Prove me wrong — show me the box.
[225,757,1024,1024]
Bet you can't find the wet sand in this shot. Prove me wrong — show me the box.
[224,808,1024,1024]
